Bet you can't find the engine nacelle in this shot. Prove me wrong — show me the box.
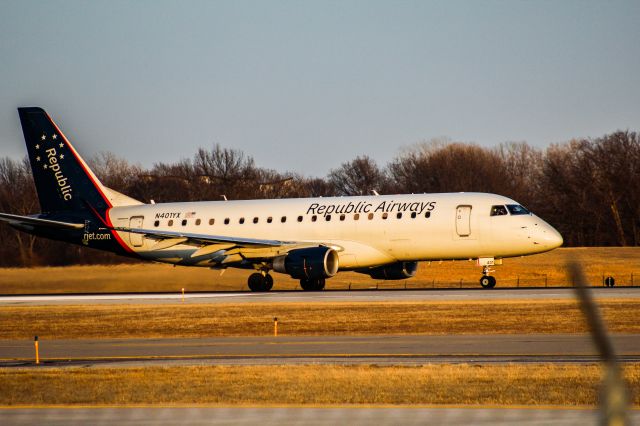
[365,261,418,280]
[272,246,339,280]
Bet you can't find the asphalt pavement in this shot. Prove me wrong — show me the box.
[1,407,638,426]
[2,334,638,367]
[0,287,637,306]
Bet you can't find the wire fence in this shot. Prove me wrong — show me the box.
[334,272,640,290]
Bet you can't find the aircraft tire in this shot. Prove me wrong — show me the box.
[300,277,325,291]
[300,279,312,291]
[479,275,496,289]
[248,273,269,292]
[318,278,326,290]
[264,274,274,291]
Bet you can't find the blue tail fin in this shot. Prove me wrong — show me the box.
[18,107,111,216]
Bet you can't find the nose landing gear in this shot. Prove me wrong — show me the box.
[477,259,498,289]
[479,273,496,289]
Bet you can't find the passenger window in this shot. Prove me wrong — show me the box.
[326,215,332,221]
[506,204,530,215]
[281,216,287,223]
[411,212,417,219]
[382,212,388,219]
[368,213,374,220]
[354,213,360,220]
[195,219,201,225]
[168,220,173,226]
[311,215,317,222]
[425,212,431,218]
[340,214,345,221]
[297,216,303,222]
[209,218,215,225]
[239,218,245,224]
[267,217,273,223]
[396,213,402,219]
[154,220,160,227]
[224,218,230,225]
[182,219,187,226]
[490,205,508,216]
[253,217,259,224]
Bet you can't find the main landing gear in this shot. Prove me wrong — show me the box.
[479,265,496,289]
[248,272,273,292]
[300,277,326,291]
[247,273,327,292]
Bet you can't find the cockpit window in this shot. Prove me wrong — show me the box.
[490,205,508,216]
[506,204,530,215]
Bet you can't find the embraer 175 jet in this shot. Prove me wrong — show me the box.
[0,108,563,291]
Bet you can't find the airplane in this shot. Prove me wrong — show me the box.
[0,107,563,291]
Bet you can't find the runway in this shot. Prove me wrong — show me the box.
[2,334,638,367]
[3,406,638,426]
[1,287,638,306]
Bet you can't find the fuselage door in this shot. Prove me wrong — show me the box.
[455,205,472,237]
[129,216,144,247]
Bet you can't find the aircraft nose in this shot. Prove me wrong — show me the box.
[539,223,563,249]
[529,218,563,250]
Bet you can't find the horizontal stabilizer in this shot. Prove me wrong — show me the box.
[0,212,84,230]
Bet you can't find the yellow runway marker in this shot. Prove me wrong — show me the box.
[34,336,39,365]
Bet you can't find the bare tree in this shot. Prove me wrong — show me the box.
[328,156,388,196]
[0,158,40,265]
[388,140,509,194]
[88,152,143,193]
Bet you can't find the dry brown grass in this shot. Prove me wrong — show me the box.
[1,364,639,406]
[1,299,638,339]
[1,247,639,294]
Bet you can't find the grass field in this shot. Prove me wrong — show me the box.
[1,247,639,294]
[1,299,638,339]
[1,364,638,406]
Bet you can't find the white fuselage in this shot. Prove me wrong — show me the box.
[107,192,563,270]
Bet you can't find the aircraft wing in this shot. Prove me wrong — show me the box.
[0,212,85,230]
[112,226,296,248]
[111,226,322,263]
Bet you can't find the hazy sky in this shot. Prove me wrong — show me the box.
[1,0,639,176]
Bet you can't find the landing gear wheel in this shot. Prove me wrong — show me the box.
[248,273,264,292]
[480,275,496,289]
[264,274,274,291]
[248,273,273,292]
[300,277,326,291]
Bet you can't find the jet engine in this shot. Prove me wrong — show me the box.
[364,261,418,280]
[272,246,339,280]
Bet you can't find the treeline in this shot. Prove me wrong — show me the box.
[0,131,639,266]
